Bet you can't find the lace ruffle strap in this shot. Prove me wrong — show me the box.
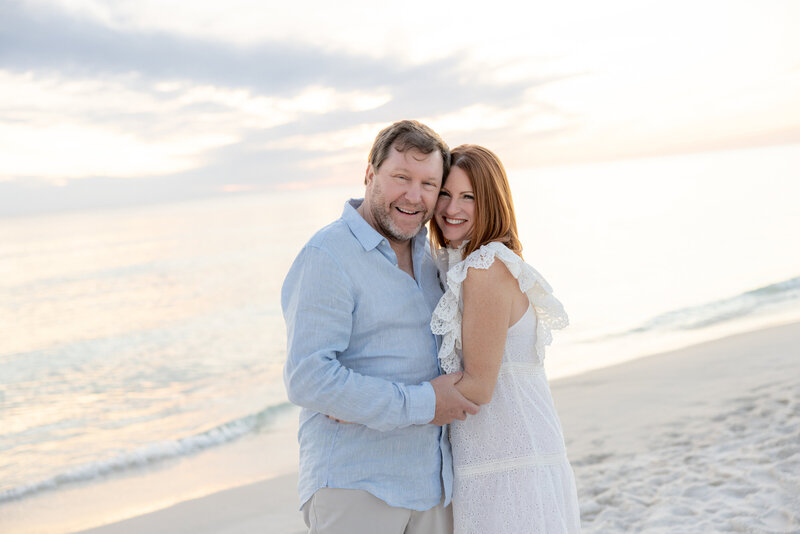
[430,241,568,374]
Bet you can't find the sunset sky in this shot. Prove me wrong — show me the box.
[1,0,799,215]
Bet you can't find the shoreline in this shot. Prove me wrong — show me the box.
[73,474,304,534]
[66,321,800,533]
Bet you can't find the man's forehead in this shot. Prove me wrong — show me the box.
[386,145,443,166]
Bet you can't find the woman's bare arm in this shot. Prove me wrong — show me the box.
[456,261,519,405]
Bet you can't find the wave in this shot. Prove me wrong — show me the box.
[613,275,800,337]
[0,401,295,504]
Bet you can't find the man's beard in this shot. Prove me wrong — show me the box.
[368,181,431,242]
[371,201,431,242]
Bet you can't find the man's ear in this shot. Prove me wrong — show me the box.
[364,164,374,186]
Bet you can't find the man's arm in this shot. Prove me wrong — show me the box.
[332,372,478,426]
[283,244,476,431]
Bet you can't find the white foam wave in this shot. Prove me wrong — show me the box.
[0,402,294,504]
[603,275,800,339]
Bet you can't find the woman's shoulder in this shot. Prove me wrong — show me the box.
[443,241,526,288]
[460,241,562,298]
[460,240,518,265]
[459,242,521,288]
[459,241,522,273]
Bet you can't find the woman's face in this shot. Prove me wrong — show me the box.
[435,166,475,247]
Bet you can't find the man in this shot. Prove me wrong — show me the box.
[282,119,479,533]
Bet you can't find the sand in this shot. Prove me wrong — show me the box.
[73,322,800,533]
[557,322,800,532]
[73,474,305,534]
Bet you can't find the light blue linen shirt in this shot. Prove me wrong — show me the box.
[282,199,451,511]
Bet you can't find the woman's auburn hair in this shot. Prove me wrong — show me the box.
[430,144,523,259]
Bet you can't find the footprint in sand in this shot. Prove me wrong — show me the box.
[759,508,796,531]
[574,453,614,466]
[681,484,708,498]
[720,485,758,498]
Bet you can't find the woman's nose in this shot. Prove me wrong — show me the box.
[445,199,461,214]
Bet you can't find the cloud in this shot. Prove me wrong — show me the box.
[0,2,542,105]
[0,1,572,215]
[1,1,363,94]
[0,145,321,216]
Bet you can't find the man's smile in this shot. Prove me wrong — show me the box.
[395,206,422,216]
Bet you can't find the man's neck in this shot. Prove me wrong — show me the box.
[392,239,415,279]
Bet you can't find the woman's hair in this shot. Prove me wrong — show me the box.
[430,144,523,259]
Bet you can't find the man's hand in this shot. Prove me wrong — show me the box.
[429,372,480,425]
[326,416,354,424]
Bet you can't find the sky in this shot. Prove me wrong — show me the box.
[1,0,799,216]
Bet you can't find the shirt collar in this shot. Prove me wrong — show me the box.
[342,198,429,252]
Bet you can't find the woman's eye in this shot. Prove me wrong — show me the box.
[464,194,474,200]
[438,191,450,197]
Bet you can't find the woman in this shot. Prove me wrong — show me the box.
[430,144,581,533]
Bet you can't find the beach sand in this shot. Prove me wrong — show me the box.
[73,322,800,533]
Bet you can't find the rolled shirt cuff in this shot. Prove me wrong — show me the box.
[408,381,436,425]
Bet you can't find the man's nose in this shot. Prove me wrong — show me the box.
[404,182,422,203]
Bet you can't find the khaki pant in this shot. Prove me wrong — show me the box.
[302,488,453,534]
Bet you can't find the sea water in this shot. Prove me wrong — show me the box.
[1,143,798,532]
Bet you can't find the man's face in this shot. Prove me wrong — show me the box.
[363,146,443,243]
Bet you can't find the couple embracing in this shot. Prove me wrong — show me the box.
[282,120,581,533]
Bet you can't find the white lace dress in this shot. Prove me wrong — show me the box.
[431,242,581,533]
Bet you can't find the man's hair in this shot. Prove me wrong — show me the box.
[430,144,523,259]
[366,120,450,183]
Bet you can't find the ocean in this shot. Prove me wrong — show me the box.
[1,143,799,533]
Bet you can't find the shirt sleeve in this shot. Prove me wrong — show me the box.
[281,244,435,431]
